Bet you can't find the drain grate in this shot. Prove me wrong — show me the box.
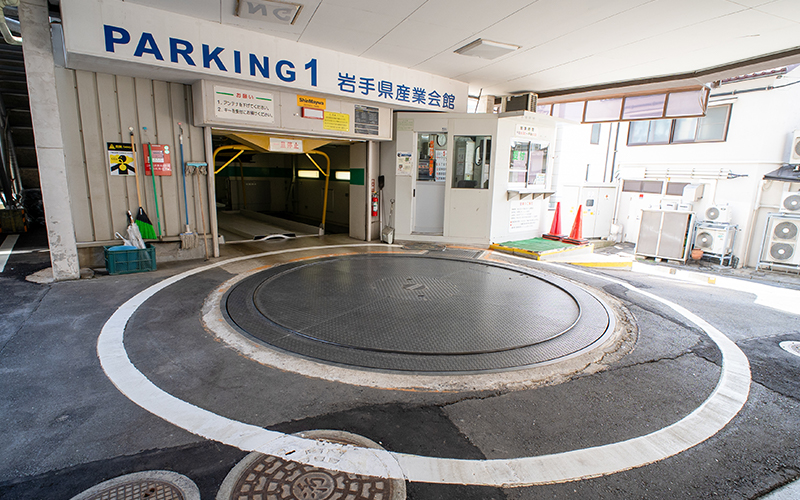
[228,455,389,500]
[82,481,183,500]
[780,341,800,358]
[216,430,405,500]
[70,471,199,500]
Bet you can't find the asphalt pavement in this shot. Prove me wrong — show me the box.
[1,230,800,499]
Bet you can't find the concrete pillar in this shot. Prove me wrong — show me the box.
[477,95,496,113]
[348,143,367,241]
[19,0,80,280]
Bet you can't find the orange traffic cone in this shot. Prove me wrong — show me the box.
[542,202,564,241]
[563,205,588,245]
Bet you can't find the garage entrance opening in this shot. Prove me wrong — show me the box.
[211,130,356,242]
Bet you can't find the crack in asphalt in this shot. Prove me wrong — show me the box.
[0,284,51,359]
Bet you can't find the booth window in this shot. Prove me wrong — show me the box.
[508,140,548,187]
[417,133,447,182]
[622,180,663,194]
[452,135,491,189]
[628,104,732,145]
[590,123,602,144]
[665,181,689,196]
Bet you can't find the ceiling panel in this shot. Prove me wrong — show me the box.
[126,0,222,22]
[755,0,800,23]
[299,4,401,54]
[725,0,779,8]
[360,43,435,69]
[220,0,323,40]
[321,0,428,17]
[117,0,800,98]
[473,0,655,53]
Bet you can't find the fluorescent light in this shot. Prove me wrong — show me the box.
[298,170,319,179]
[455,39,519,60]
[335,171,350,181]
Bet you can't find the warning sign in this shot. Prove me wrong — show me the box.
[143,144,172,176]
[509,200,540,232]
[107,142,135,176]
[323,112,350,132]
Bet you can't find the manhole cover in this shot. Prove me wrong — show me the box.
[780,341,800,357]
[70,471,199,500]
[217,431,405,500]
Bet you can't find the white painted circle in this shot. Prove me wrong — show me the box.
[97,244,751,487]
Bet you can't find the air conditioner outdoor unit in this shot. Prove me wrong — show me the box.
[790,130,800,164]
[780,190,800,213]
[694,227,734,255]
[704,204,730,223]
[660,200,678,210]
[760,214,800,267]
[500,93,538,113]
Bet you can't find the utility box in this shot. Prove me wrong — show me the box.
[635,209,695,262]
[682,184,705,202]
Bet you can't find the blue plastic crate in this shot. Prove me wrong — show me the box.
[104,244,156,275]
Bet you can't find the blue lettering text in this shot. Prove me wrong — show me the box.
[249,54,269,78]
[169,38,195,66]
[202,44,227,71]
[133,32,164,60]
[277,60,295,82]
[104,25,130,53]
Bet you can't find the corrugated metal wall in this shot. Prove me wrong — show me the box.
[55,68,208,244]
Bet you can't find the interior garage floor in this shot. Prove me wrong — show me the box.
[1,233,800,499]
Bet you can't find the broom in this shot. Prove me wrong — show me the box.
[129,127,157,239]
[143,127,163,239]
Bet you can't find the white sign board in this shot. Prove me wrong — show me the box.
[515,124,538,138]
[214,85,274,124]
[509,200,540,232]
[269,138,303,152]
[396,152,412,176]
[61,0,469,112]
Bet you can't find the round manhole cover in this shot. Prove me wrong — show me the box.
[216,431,405,500]
[780,341,800,357]
[223,254,615,373]
[70,471,199,500]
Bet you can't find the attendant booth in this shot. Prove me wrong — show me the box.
[381,111,559,245]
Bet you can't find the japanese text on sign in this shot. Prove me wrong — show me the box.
[143,144,172,176]
[214,85,274,124]
[107,142,135,176]
[509,200,540,232]
[323,111,350,132]
[337,73,456,110]
[269,138,303,152]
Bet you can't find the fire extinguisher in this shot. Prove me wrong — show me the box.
[372,191,379,217]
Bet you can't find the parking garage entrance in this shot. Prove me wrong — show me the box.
[211,130,362,243]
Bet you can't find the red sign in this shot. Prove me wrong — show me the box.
[143,144,172,176]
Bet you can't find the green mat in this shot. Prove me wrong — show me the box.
[496,237,572,253]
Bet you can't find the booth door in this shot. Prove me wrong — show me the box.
[413,133,446,234]
[414,182,445,234]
